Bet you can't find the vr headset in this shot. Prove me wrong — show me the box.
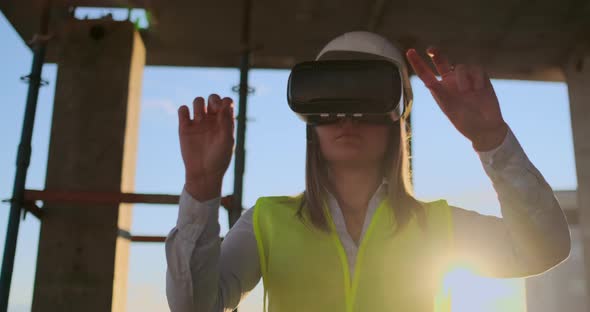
[287,59,413,125]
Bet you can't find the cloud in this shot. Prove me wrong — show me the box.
[253,82,272,97]
[144,98,177,116]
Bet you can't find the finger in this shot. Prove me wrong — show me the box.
[405,48,439,89]
[218,97,234,123]
[227,100,235,131]
[193,97,206,122]
[454,64,471,92]
[426,46,454,77]
[221,97,233,110]
[470,65,485,90]
[208,93,222,114]
[178,105,191,126]
[228,104,235,136]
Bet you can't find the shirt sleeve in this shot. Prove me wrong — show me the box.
[450,125,571,277]
[165,186,261,312]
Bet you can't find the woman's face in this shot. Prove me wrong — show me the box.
[315,118,390,167]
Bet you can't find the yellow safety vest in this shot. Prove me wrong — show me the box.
[253,194,454,312]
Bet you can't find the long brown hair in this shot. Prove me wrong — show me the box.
[297,118,426,234]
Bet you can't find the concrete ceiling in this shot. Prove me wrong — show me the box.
[2,0,590,81]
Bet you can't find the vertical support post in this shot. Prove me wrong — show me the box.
[564,50,590,310]
[0,1,51,310]
[407,110,414,186]
[30,20,144,312]
[231,0,252,228]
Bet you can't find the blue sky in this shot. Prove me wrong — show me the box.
[0,11,577,312]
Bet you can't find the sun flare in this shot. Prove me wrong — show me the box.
[440,265,526,312]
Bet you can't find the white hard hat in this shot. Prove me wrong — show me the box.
[316,31,405,65]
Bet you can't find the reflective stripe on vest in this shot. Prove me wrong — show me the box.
[253,194,453,312]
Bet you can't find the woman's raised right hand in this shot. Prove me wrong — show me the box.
[178,94,235,200]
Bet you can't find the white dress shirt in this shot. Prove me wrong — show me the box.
[165,125,571,312]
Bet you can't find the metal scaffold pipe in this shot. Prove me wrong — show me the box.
[0,1,51,310]
[231,0,252,228]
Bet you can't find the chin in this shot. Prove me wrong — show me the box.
[327,148,363,159]
[321,145,381,166]
[326,153,375,166]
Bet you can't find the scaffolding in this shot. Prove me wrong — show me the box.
[0,0,254,310]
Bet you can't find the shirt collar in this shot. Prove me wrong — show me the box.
[325,177,388,211]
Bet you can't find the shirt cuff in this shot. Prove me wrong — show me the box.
[476,124,527,172]
[176,186,221,241]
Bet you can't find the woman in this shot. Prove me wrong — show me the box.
[166,31,571,312]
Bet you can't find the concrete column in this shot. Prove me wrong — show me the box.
[31,20,144,312]
[524,51,590,312]
[566,50,590,311]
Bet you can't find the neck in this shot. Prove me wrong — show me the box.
[326,163,383,215]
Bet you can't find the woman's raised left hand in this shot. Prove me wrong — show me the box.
[405,47,508,152]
